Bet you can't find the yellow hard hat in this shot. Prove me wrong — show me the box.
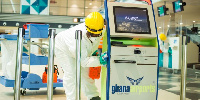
[159,33,167,41]
[85,12,104,34]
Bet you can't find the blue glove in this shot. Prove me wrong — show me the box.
[100,52,108,65]
[168,47,172,54]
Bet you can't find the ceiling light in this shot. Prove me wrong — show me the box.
[58,25,62,28]
[16,23,19,26]
[167,25,170,27]
[159,27,162,29]
[71,4,78,7]
[193,21,196,23]
[73,18,78,23]
[93,6,98,8]
[89,3,92,5]
[180,23,183,25]
[85,7,88,8]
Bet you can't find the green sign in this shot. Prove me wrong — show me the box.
[159,6,164,17]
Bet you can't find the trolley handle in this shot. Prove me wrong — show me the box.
[114,60,136,64]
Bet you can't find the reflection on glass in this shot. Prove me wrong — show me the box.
[68,8,84,16]
[85,8,99,16]
[50,7,67,15]
[68,0,84,8]
[2,0,20,4]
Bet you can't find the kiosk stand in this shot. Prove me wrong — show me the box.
[104,1,159,100]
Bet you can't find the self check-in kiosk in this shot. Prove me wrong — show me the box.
[105,1,159,100]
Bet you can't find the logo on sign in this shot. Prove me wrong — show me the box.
[112,76,156,95]
[126,76,144,85]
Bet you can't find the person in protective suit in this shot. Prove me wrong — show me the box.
[55,12,106,100]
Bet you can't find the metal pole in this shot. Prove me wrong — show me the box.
[14,28,25,100]
[180,14,187,100]
[180,35,187,100]
[29,27,31,73]
[75,30,82,100]
[47,29,56,100]
[28,40,31,73]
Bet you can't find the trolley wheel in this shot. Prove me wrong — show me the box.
[20,89,26,96]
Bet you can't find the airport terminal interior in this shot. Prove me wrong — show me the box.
[0,0,200,100]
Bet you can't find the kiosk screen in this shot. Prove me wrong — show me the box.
[113,6,151,34]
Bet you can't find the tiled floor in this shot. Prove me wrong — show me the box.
[158,69,200,100]
[0,68,199,100]
[158,89,191,100]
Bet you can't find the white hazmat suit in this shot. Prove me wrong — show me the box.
[55,23,102,100]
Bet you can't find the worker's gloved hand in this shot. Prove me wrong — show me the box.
[100,52,108,65]
[168,47,172,54]
[92,50,99,56]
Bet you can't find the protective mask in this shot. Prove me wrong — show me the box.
[90,37,98,43]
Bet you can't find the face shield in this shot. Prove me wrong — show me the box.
[90,37,98,42]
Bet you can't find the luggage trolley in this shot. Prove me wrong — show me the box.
[0,24,63,96]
